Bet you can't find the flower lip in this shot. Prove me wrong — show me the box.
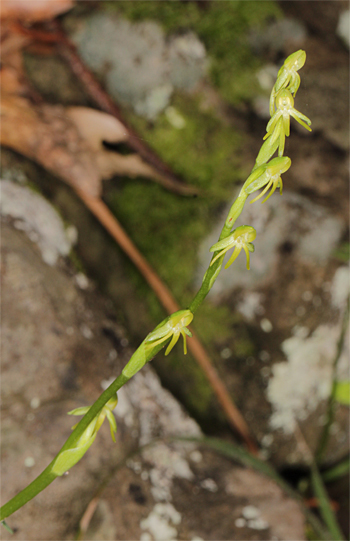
[145,309,193,356]
[210,225,256,270]
[244,157,291,203]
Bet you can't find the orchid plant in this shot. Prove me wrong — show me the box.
[0,50,312,522]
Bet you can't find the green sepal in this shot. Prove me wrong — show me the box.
[51,434,97,476]
[68,406,90,416]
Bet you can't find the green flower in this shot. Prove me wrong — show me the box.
[69,394,118,443]
[145,309,193,355]
[51,395,118,476]
[210,225,256,270]
[269,49,306,115]
[244,156,291,204]
[265,89,311,157]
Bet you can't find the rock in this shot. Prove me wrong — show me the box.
[1,208,306,540]
[249,17,307,56]
[337,10,350,49]
[196,191,344,297]
[71,14,207,120]
[302,66,349,152]
[195,189,349,466]
[0,180,72,266]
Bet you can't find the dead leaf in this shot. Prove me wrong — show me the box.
[0,22,31,95]
[0,96,175,196]
[0,0,74,22]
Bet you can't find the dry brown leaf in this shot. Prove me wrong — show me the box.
[0,0,74,22]
[0,96,174,196]
[0,22,31,95]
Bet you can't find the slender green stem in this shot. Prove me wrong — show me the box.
[1,467,57,520]
[316,299,349,463]
[310,462,345,540]
[1,50,313,522]
[0,343,163,521]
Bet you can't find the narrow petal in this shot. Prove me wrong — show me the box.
[225,247,241,269]
[282,113,290,137]
[278,176,283,195]
[278,127,286,157]
[181,331,188,355]
[95,411,106,433]
[106,409,117,442]
[165,331,180,355]
[291,111,312,132]
[262,182,278,203]
[265,112,281,138]
[145,330,173,349]
[242,245,251,270]
[68,406,90,416]
[250,179,272,204]
[210,246,231,267]
[289,72,301,96]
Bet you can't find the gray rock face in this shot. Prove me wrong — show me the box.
[0,180,72,266]
[72,14,207,119]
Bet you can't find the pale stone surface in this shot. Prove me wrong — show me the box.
[72,14,207,119]
[0,180,72,265]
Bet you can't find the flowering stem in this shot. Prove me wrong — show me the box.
[1,49,312,521]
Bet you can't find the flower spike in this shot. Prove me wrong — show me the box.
[145,309,193,356]
[210,225,256,270]
[269,49,306,115]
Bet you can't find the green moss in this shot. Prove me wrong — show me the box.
[104,0,282,104]
[106,93,243,300]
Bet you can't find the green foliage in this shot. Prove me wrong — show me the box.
[129,93,243,191]
[322,458,350,483]
[310,463,345,540]
[334,380,350,406]
[107,95,243,302]
[333,242,350,263]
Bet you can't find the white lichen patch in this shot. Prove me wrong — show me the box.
[73,15,207,120]
[0,180,72,265]
[237,292,265,321]
[111,367,201,502]
[200,478,218,493]
[267,323,348,433]
[242,505,260,520]
[140,503,181,541]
